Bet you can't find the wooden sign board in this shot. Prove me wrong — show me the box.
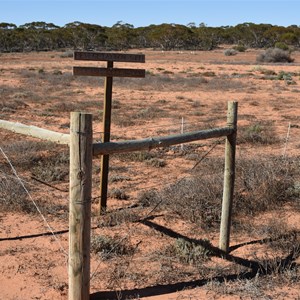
[73,66,145,78]
[74,51,145,63]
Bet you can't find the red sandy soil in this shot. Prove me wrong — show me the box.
[0,47,300,299]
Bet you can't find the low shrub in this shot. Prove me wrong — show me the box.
[173,238,212,264]
[155,156,297,229]
[31,151,69,182]
[234,157,296,216]
[257,48,294,63]
[224,48,237,56]
[274,42,289,51]
[91,235,134,259]
[60,50,73,58]
[0,140,57,170]
[201,71,216,77]
[233,44,247,52]
[0,175,33,213]
[146,158,166,168]
[238,122,279,145]
[160,172,224,229]
[137,189,161,207]
[276,71,293,81]
[109,188,129,200]
[98,209,140,227]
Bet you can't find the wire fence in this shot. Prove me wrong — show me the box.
[0,119,299,293]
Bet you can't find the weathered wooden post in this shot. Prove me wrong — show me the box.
[73,51,145,214]
[219,101,238,253]
[69,112,93,300]
[100,60,113,214]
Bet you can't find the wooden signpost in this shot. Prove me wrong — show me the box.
[73,51,145,214]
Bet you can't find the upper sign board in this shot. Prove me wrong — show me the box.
[74,51,145,63]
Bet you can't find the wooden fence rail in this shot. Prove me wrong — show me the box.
[0,119,70,145]
[93,126,233,156]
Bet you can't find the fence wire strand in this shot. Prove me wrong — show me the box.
[0,146,68,259]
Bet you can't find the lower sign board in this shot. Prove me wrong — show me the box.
[73,66,145,78]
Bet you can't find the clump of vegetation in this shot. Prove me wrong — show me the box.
[173,238,212,264]
[134,106,167,120]
[160,174,223,229]
[234,156,296,216]
[275,70,296,84]
[0,173,67,216]
[52,69,63,75]
[146,158,166,168]
[0,99,28,113]
[31,151,69,182]
[91,235,134,259]
[154,156,297,229]
[274,42,289,51]
[224,48,237,56]
[276,70,293,81]
[109,174,131,183]
[116,151,157,162]
[201,71,216,77]
[233,44,247,52]
[60,50,73,58]
[109,188,129,200]
[0,175,33,213]
[0,140,57,170]
[98,209,140,227]
[137,189,161,207]
[257,48,294,63]
[256,68,277,76]
[238,122,279,145]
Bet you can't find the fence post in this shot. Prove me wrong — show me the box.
[219,101,238,253]
[69,112,93,300]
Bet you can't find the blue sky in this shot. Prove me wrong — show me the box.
[1,0,299,28]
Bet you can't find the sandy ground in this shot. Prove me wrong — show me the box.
[0,47,300,299]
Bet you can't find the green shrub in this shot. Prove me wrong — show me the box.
[238,123,279,145]
[274,42,289,51]
[276,71,293,81]
[233,44,247,52]
[172,238,212,264]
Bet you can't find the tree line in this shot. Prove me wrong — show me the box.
[0,21,299,52]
